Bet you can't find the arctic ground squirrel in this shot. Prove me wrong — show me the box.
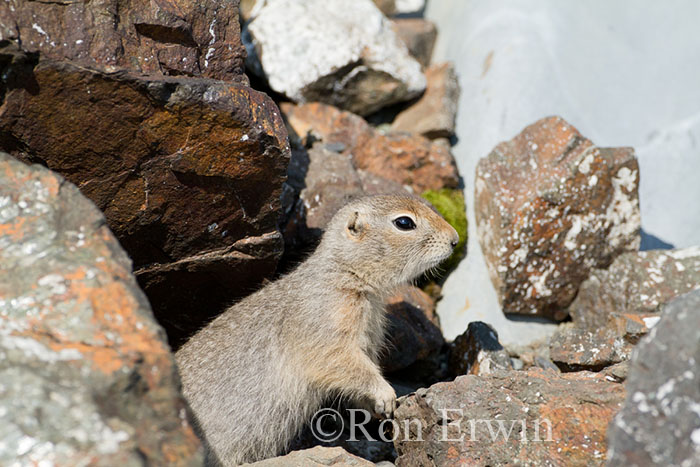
[176,193,459,465]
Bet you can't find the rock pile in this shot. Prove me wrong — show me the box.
[0,3,290,347]
[1,0,698,465]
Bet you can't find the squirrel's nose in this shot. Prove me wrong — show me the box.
[450,230,459,248]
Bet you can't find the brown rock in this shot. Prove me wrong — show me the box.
[394,369,625,466]
[475,116,641,319]
[448,321,512,377]
[392,18,438,69]
[282,140,404,254]
[382,285,445,378]
[357,169,407,195]
[550,248,700,370]
[293,143,364,239]
[247,446,374,466]
[373,0,398,16]
[0,153,202,465]
[281,102,459,194]
[392,62,459,139]
[0,0,246,82]
[0,57,290,347]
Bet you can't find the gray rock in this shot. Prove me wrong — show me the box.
[550,248,700,370]
[245,0,425,116]
[607,290,700,467]
[0,153,202,465]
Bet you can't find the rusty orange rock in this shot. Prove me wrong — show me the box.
[475,116,641,319]
[281,102,459,194]
[394,369,625,466]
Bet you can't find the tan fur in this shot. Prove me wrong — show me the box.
[175,194,458,465]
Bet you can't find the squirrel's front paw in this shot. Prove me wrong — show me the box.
[368,380,396,419]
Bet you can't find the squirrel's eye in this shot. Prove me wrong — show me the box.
[393,216,416,231]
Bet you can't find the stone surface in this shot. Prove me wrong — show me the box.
[392,18,437,69]
[372,0,398,16]
[244,0,425,115]
[285,142,364,246]
[281,102,459,194]
[247,446,374,466]
[475,116,641,319]
[0,0,246,82]
[550,248,700,370]
[0,56,290,347]
[425,0,700,346]
[448,321,512,377]
[0,153,202,465]
[395,0,426,14]
[382,285,445,379]
[394,369,625,466]
[607,289,700,467]
[392,62,459,138]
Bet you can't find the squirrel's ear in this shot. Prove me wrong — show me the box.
[346,210,365,238]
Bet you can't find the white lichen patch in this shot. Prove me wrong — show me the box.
[0,335,82,362]
[564,215,584,250]
[578,153,595,174]
[528,262,555,297]
[642,316,661,329]
[604,168,640,248]
[668,246,700,260]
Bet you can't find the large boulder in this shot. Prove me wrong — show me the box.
[394,369,625,466]
[0,153,202,465]
[0,0,246,82]
[475,116,641,319]
[281,102,459,194]
[550,248,700,370]
[607,289,700,466]
[0,54,290,346]
[244,0,425,116]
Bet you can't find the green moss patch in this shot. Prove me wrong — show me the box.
[421,188,468,277]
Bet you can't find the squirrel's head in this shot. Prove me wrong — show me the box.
[321,193,459,291]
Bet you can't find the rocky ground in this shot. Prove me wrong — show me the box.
[0,0,698,466]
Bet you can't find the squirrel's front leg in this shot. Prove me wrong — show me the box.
[307,348,396,419]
